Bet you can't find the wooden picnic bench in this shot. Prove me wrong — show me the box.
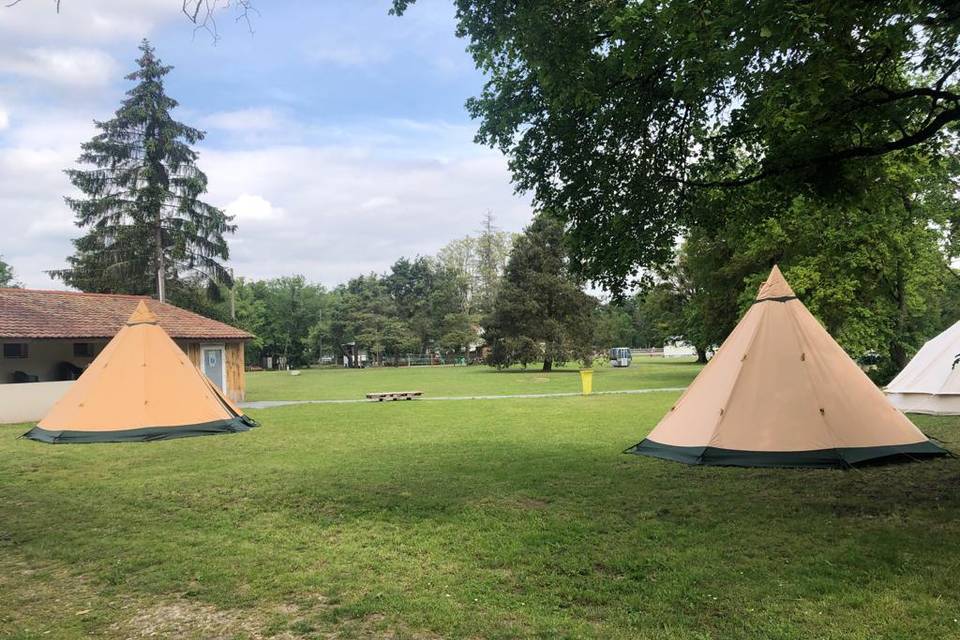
[366,391,423,402]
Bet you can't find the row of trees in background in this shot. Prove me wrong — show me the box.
[173,213,606,372]
[182,217,515,368]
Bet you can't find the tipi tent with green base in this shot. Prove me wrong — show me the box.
[626,266,948,468]
[23,301,257,444]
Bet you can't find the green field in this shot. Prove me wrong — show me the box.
[2,365,960,639]
[245,357,702,401]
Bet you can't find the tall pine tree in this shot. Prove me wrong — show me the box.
[51,40,234,300]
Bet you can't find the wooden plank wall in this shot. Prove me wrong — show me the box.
[177,340,246,402]
[225,342,245,402]
[183,342,202,367]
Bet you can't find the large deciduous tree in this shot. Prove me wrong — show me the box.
[484,216,596,371]
[393,0,960,292]
[663,151,960,378]
[51,40,234,300]
[436,212,514,316]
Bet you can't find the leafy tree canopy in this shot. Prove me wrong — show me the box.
[393,0,960,291]
[648,150,960,377]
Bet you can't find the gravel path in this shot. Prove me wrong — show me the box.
[240,386,687,410]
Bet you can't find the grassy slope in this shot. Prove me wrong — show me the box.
[244,358,702,401]
[2,365,959,639]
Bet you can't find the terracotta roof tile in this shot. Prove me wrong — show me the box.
[0,289,253,340]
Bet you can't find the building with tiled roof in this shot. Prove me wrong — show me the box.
[0,289,253,422]
[0,288,251,340]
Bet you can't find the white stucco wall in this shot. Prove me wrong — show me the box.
[0,380,74,424]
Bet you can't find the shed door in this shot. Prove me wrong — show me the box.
[202,346,225,391]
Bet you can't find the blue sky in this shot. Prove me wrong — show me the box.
[0,1,532,289]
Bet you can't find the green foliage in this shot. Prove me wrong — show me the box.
[229,255,481,368]
[435,211,515,315]
[485,216,596,371]
[665,152,960,378]
[393,0,960,292]
[248,276,327,367]
[50,40,234,297]
[438,312,475,354]
[633,235,741,363]
[592,304,636,349]
[384,256,465,349]
[0,255,19,288]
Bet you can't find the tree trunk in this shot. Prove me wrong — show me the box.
[891,258,909,370]
[542,358,553,372]
[695,346,708,364]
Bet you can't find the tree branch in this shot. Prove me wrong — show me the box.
[682,105,960,188]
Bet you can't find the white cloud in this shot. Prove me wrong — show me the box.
[0,108,98,289]
[225,193,283,221]
[361,196,399,210]
[0,0,179,43]
[0,2,529,291]
[0,47,118,89]
[200,139,532,287]
[0,105,532,291]
[202,108,285,132]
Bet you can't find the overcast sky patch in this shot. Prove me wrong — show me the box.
[0,1,532,290]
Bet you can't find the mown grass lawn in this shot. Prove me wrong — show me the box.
[2,366,960,639]
[244,357,702,401]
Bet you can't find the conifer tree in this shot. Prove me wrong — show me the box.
[51,40,234,300]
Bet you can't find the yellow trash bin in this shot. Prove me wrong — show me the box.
[579,369,594,395]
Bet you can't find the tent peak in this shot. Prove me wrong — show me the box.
[126,300,158,325]
[756,265,796,301]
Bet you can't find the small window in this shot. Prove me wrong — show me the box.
[3,343,28,359]
[73,342,96,357]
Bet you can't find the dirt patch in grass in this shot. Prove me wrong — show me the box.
[513,496,550,510]
[105,595,426,640]
[113,601,282,639]
[472,494,551,512]
[0,553,405,640]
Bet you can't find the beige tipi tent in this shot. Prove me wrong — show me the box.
[885,320,960,415]
[23,301,257,443]
[627,266,948,467]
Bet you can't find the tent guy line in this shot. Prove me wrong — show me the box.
[239,386,689,410]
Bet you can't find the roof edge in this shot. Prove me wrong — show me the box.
[0,287,151,299]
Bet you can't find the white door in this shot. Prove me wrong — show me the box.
[202,346,225,391]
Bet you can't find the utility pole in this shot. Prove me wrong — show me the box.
[156,221,166,303]
[229,267,236,321]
